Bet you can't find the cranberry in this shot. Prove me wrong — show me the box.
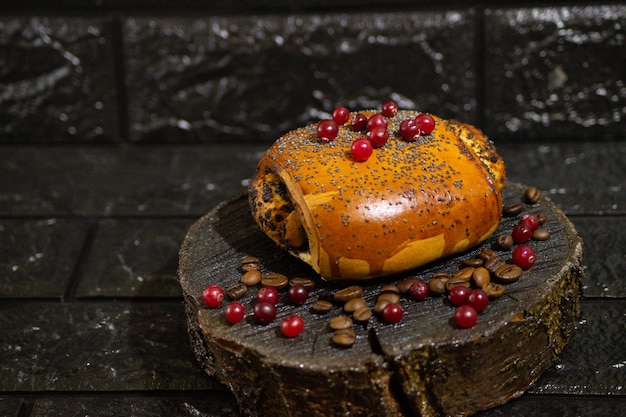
[381,100,398,117]
[512,245,536,269]
[351,138,373,162]
[368,126,389,148]
[399,118,421,141]
[317,119,338,142]
[367,114,387,131]
[467,289,489,313]
[280,315,305,338]
[511,223,532,243]
[257,286,279,305]
[415,113,435,134]
[454,305,477,329]
[381,303,403,323]
[351,113,368,131]
[253,301,276,324]
[287,284,308,305]
[408,280,429,301]
[520,214,540,232]
[332,106,350,125]
[202,285,224,308]
[224,302,245,324]
[448,285,470,307]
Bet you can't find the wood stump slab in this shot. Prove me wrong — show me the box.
[178,182,583,417]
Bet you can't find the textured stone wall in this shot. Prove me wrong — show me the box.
[1,2,624,143]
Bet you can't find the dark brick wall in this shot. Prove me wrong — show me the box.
[1,2,624,143]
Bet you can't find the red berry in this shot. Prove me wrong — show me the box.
[408,280,429,301]
[287,284,308,305]
[351,113,368,131]
[280,315,305,338]
[520,214,540,232]
[202,285,224,308]
[367,113,387,131]
[448,285,470,307]
[512,245,536,269]
[257,286,279,305]
[399,118,421,141]
[224,302,245,324]
[381,100,398,117]
[351,138,373,162]
[511,223,532,243]
[415,113,435,134]
[368,126,389,148]
[454,305,477,329]
[317,119,338,142]
[467,289,489,313]
[332,106,350,125]
[253,301,276,324]
[381,303,403,323]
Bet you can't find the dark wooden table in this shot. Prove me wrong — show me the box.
[1,141,624,416]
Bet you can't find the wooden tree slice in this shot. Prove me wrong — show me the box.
[178,182,583,417]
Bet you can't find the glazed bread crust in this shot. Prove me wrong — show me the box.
[249,110,505,280]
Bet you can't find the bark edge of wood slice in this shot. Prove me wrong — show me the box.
[178,182,583,417]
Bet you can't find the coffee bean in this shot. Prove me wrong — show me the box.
[311,300,333,314]
[477,248,498,262]
[503,203,524,217]
[472,267,491,288]
[432,272,452,281]
[332,329,356,347]
[537,213,547,225]
[428,277,448,296]
[494,263,523,283]
[344,297,367,313]
[334,285,364,303]
[483,282,505,299]
[241,269,262,286]
[240,256,261,271]
[484,255,505,273]
[373,299,391,314]
[377,292,400,305]
[496,234,514,250]
[329,315,353,330]
[452,267,475,281]
[380,284,400,295]
[289,277,316,289]
[352,306,372,323]
[532,228,551,241]
[525,186,541,204]
[446,278,471,292]
[262,272,289,289]
[226,282,247,300]
[397,277,420,294]
[462,258,484,268]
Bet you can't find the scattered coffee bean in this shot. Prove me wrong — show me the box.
[289,277,316,289]
[446,278,472,292]
[344,297,368,313]
[334,285,364,303]
[525,186,541,204]
[452,267,475,281]
[462,258,484,268]
[311,299,333,314]
[484,255,506,273]
[352,306,372,323]
[397,277,420,294]
[428,277,448,296]
[503,203,524,217]
[477,248,498,262]
[240,256,261,271]
[483,282,505,299]
[373,299,391,314]
[380,284,400,295]
[262,272,289,289]
[432,272,452,281]
[537,213,547,225]
[532,228,551,241]
[329,315,353,330]
[377,292,400,305]
[226,282,247,300]
[472,267,491,288]
[496,234,514,250]
[332,329,356,347]
[241,269,262,286]
[494,263,523,283]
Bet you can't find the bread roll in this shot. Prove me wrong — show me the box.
[249,110,505,280]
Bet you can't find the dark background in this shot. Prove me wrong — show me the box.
[1,1,625,416]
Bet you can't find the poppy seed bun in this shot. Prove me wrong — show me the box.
[249,110,505,280]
